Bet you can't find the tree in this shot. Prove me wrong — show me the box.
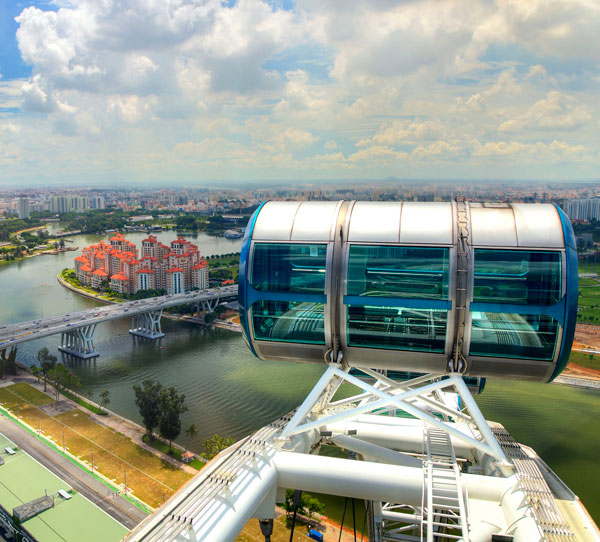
[133,379,163,440]
[201,434,235,460]
[0,350,6,380]
[47,363,80,403]
[158,387,187,454]
[5,347,17,376]
[37,347,57,391]
[31,365,41,383]
[184,424,198,452]
[283,489,326,521]
[99,389,111,413]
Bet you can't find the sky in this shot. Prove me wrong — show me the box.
[0,0,599,187]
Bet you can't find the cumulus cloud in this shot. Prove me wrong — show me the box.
[0,81,25,110]
[499,91,591,132]
[15,0,303,115]
[493,0,600,61]
[356,119,446,147]
[0,0,597,182]
[472,139,587,161]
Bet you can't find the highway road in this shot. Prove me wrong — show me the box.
[0,285,238,350]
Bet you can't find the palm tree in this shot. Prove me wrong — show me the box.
[99,389,110,414]
[37,347,57,392]
[184,424,198,452]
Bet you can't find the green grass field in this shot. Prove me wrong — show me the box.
[576,279,600,323]
[567,351,600,371]
[142,434,204,470]
[0,383,192,507]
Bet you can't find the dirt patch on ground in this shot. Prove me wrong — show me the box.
[574,324,600,350]
[564,363,600,381]
[39,400,78,416]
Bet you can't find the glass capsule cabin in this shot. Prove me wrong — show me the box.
[238,201,578,382]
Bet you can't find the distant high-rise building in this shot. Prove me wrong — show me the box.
[17,196,30,219]
[563,199,600,221]
[91,196,105,209]
[49,195,68,213]
[48,194,101,213]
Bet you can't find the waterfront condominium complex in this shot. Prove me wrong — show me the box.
[74,234,209,294]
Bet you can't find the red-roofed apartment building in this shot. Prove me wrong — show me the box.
[74,234,209,295]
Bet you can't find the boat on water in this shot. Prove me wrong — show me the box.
[224,229,244,239]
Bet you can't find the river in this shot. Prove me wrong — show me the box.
[0,226,598,522]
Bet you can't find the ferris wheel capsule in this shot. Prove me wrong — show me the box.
[238,201,577,382]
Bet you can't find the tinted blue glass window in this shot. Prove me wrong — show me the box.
[251,243,327,293]
[347,305,446,352]
[348,245,449,299]
[473,250,561,305]
[252,300,325,344]
[469,312,558,360]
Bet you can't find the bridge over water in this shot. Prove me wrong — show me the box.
[0,285,238,359]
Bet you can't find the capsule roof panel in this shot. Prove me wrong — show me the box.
[347,202,401,242]
[347,201,453,244]
[512,204,564,248]
[400,202,453,244]
[252,201,340,242]
[470,205,518,246]
[470,203,564,248]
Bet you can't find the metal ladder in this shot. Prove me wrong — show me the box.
[423,426,470,542]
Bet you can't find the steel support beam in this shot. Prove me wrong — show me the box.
[58,324,99,359]
[129,309,165,340]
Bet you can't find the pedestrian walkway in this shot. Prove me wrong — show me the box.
[90,412,200,474]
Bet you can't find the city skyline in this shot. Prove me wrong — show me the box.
[0,0,599,186]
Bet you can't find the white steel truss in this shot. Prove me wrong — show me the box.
[280,364,510,466]
[124,364,590,542]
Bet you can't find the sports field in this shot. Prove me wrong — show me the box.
[0,432,128,542]
[577,276,600,323]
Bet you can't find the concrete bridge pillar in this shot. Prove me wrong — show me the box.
[199,298,220,322]
[58,324,99,359]
[129,309,165,340]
